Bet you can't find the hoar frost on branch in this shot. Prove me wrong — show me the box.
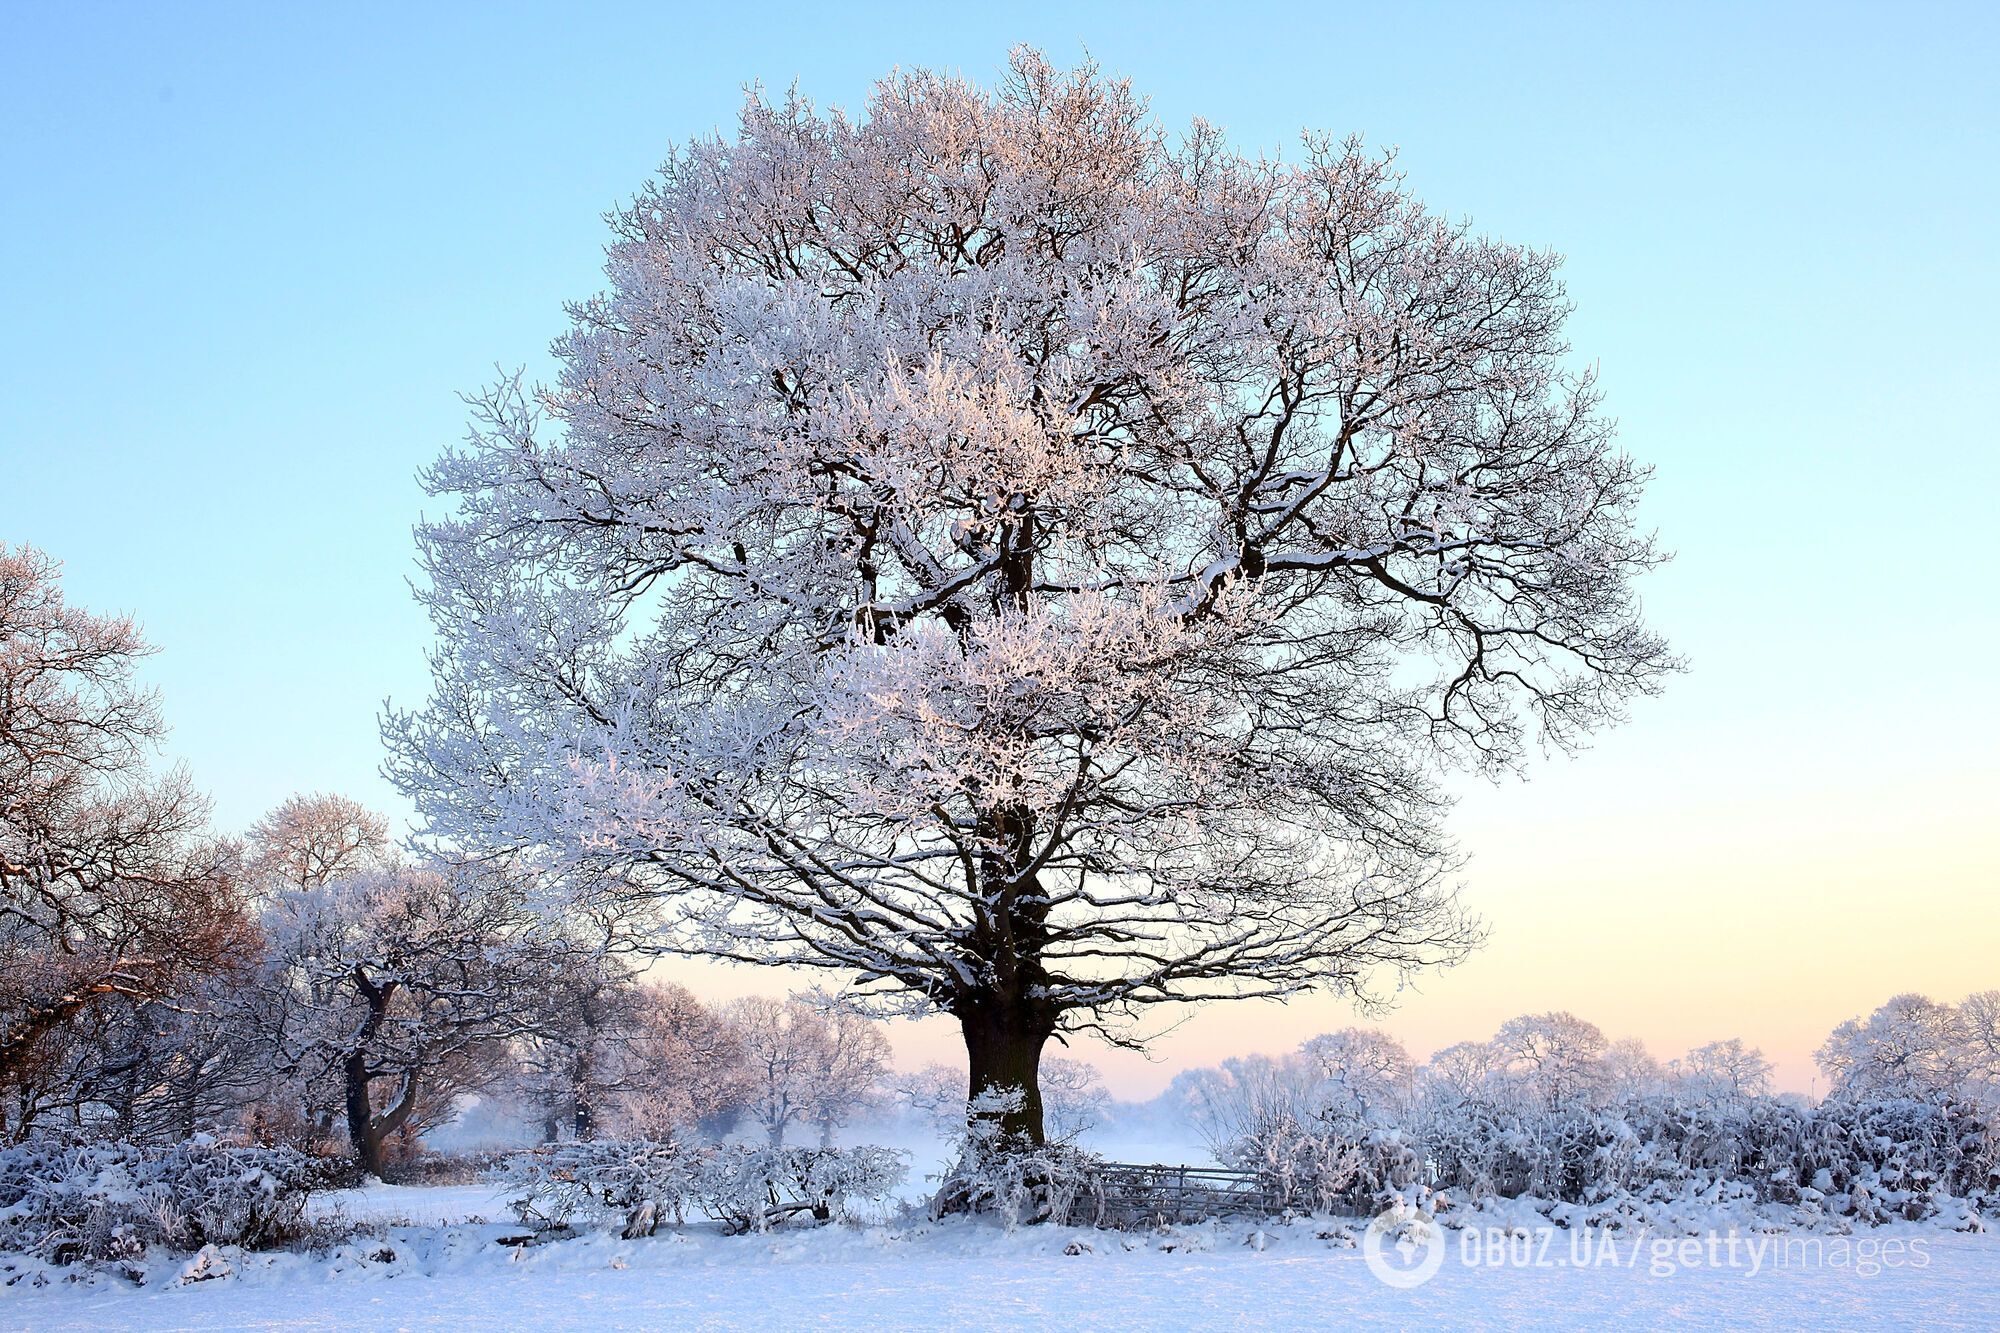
[726,994,890,1147]
[385,51,1674,1142]
[1172,1019,1998,1227]
[1818,992,2000,1102]
[0,545,250,1120]
[256,862,552,1177]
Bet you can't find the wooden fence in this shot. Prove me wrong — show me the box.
[1081,1162,1281,1226]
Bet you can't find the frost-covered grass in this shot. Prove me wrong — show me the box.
[4,1185,1998,1331]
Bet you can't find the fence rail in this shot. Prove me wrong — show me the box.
[1084,1162,1280,1225]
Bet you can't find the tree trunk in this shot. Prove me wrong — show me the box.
[347,1062,422,1179]
[344,1046,388,1178]
[960,1002,1054,1145]
[343,965,405,1177]
[958,784,1057,1147]
[571,998,598,1142]
[179,1078,200,1140]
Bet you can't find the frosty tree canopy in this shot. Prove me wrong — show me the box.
[386,51,1673,1142]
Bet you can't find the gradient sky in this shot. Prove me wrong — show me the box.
[4,2,1995,1098]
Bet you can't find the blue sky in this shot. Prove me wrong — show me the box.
[4,2,1996,1087]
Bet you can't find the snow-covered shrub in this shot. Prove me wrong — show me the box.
[504,1139,906,1236]
[696,1144,907,1232]
[1797,1095,1997,1220]
[1176,1040,1428,1214]
[0,1138,325,1263]
[1459,1092,1988,1225]
[504,1139,702,1233]
[930,1089,1106,1228]
[1203,1079,1995,1231]
[1221,1114,1425,1215]
[932,1137,1105,1229]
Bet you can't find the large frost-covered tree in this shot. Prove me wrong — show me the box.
[387,52,1672,1142]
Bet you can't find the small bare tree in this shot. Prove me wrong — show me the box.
[605,981,748,1140]
[514,951,645,1143]
[1038,1056,1110,1141]
[805,1006,892,1147]
[727,996,833,1148]
[895,1063,977,1137]
[510,903,701,1143]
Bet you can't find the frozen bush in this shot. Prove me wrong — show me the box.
[932,1136,1105,1229]
[1211,1086,1996,1230]
[1221,1113,1424,1215]
[504,1139,906,1236]
[504,1139,702,1233]
[697,1144,907,1232]
[0,1137,325,1263]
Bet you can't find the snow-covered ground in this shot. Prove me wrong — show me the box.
[4,1183,1996,1331]
[308,1182,519,1229]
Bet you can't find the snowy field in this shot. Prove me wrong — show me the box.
[4,1182,1996,1332]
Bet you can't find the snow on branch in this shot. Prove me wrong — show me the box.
[384,52,1672,1130]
